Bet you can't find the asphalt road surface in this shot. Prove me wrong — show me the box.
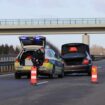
[0,60,105,105]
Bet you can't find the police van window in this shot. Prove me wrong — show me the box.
[22,39,43,46]
[20,37,44,46]
[49,50,55,58]
[46,50,52,57]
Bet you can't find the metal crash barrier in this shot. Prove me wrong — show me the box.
[91,55,105,61]
[0,56,16,74]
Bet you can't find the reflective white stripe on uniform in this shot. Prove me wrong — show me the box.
[31,76,37,79]
[31,71,37,74]
[92,75,97,78]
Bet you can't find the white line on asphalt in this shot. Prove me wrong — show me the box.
[0,73,14,77]
[37,81,48,85]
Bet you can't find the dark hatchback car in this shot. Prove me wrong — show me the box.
[61,43,92,76]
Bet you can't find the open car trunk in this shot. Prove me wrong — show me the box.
[20,51,34,66]
[18,36,46,67]
[61,43,89,66]
[62,53,86,65]
[19,50,44,66]
[63,58,84,65]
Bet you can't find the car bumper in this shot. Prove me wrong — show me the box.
[15,62,53,76]
[38,66,52,75]
[15,70,31,76]
[64,64,92,73]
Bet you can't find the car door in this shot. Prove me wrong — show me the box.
[49,50,63,74]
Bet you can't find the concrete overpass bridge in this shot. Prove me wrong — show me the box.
[0,18,105,45]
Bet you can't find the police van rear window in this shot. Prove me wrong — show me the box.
[22,40,43,46]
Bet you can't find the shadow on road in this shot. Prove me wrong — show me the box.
[64,73,89,77]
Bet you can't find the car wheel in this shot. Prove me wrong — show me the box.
[88,71,91,76]
[15,73,21,79]
[27,74,31,79]
[49,65,56,79]
[87,68,91,76]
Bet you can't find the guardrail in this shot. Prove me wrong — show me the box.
[0,61,14,74]
[91,55,105,61]
[0,55,16,74]
[0,18,105,26]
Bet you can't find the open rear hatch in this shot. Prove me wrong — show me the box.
[19,36,46,67]
[19,36,46,50]
[61,43,89,65]
[62,53,86,65]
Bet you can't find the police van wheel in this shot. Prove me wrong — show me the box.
[58,70,64,78]
[49,66,56,79]
[27,74,31,79]
[15,73,21,79]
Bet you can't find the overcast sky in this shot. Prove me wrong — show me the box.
[0,0,105,50]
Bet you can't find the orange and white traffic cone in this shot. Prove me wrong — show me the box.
[30,66,37,85]
[91,66,98,83]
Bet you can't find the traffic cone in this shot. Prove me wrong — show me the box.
[30,66,37,85]
[91,66,98,83]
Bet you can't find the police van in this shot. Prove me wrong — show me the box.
[14,36,46,79]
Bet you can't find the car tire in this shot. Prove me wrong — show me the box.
[15,73,21,79]
[49,65,56,79]
[27,74,31,79]
[87,68,91,76]
[88,71,91,76]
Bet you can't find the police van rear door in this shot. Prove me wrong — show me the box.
[19,36,46,50]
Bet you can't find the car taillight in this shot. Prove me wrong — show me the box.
[82,59,89,65]
[44,59,49,63]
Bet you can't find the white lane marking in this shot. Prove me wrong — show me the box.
[37,81,48,85]
[0,73,14,77]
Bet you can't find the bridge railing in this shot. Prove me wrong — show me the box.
[0,18,105,26]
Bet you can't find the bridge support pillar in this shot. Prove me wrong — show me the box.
[82,33,90,45]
